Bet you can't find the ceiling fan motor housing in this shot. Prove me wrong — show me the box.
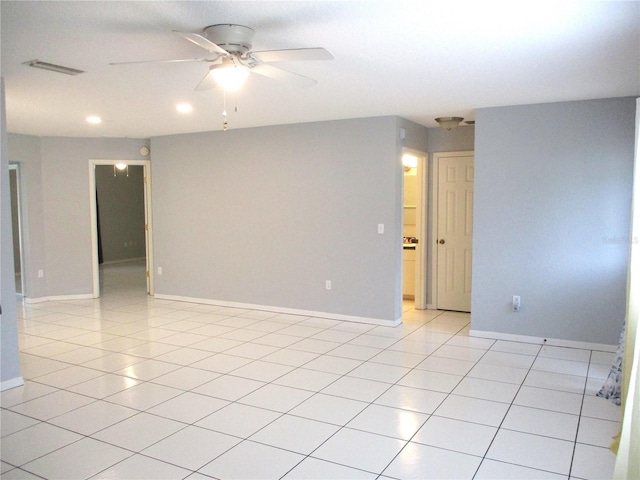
[204,24,255,54]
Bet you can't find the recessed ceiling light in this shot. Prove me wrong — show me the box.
[86,116,102,124]
[176,103,193,114]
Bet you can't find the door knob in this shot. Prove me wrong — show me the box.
[439,239,445,244]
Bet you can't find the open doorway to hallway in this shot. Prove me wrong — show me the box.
[402,150,427,312]
[90,160,154,299]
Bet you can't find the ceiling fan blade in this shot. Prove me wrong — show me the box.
[251,47,334,63]
[173,30,229,56]
[194,71,217,91]
[251,63,317,88]
[110,58,210,66]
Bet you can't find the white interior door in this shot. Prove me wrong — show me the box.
[436,153,474,312]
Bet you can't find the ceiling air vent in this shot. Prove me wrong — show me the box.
[23,59,84,76]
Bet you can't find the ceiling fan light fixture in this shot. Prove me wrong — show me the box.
[209,58,250,91]
[435,116,464,130]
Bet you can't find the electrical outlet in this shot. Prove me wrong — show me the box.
[38,269,44,278]
[512,295,521,312]
[157,267,163,275]
[378,223,384,234]
[325,280,332,290]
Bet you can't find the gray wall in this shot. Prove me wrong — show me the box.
[152,116,426,323]
[7,135,149,299]
[428,125,475,154]
[472,97,636,345]
[95,165,146,263]
[7,134,46,298]
[1,78,22,388]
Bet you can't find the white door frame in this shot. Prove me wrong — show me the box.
[8,163,25,296]
[89,159,154,298]
[430,151,474,310]
[403,148,428,310]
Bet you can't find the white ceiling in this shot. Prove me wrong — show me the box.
[1,1,639,138]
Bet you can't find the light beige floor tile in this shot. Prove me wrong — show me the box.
[142,425,240,470]
[486,429,574,475]
[0,381,58,408]
[250,414,339,455]
[192,374,265,401]
[273,367,340,391]
[434,395,509,427]
[312,427,405,474]
[89,454,191,479]
[571,442,617,479]
[321,376,391,402]
[289,393,368,425]
[382,442,480,479]
[92,412,185,451]
[374,384,447,414]
[283,457,377,479]
[67,373,141,399]
[196,402,280,437]
[452,377,520,403]
[238,383,314,412]
[150,366,220,390]
[22,437,130,480]
[413,416,496,456]
[0,410,40,437]
[503,404,579,441]
[8,390,95,421]
[147,391,228,423]
[576,416,621,448]
[114,359,182,381]
[199,440,304,479]
[1,422,83,466]
[104,381,183,411]
[475,459,566,479]
[230,360,295,382]
[347,404,428,440]
[397,369,463,393]
[30,365,105,389]
[49,400,138,435]
[514,385,584,415]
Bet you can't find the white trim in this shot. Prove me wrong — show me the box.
[8,163,25,296]
[469,329,617,352]
[155,294,402,327]
[1,376,24,392]
[24,294,94,304]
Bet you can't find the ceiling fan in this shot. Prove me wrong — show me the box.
[111,24,334,91]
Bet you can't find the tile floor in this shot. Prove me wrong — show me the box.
[1,262,621,479]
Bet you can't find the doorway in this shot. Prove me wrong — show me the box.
[402,150,427,310]
[89,160,154,298]
[8,164,24,296]
[431,151,474,312]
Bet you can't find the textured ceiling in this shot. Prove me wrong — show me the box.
[1,1,639,138]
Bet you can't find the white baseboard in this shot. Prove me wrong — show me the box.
[154,294,401,327]
[24,294,95,304]
[469,329,617,352]
[1,376,25,392]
